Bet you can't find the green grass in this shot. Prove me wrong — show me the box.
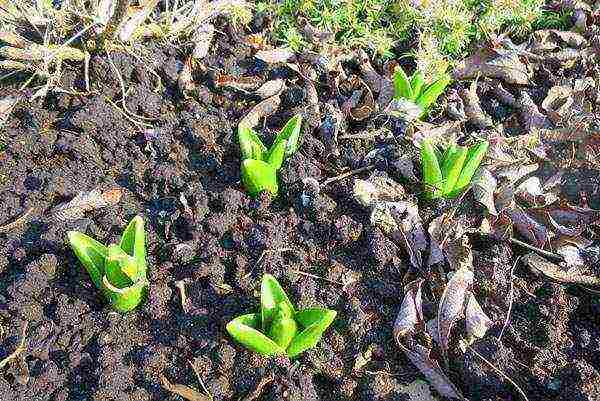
[260,0,572,75]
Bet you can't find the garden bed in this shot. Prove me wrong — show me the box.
[1,1,600,400]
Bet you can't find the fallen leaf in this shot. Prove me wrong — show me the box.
[527,29,587,54]
[523,252,600,289]
[394,280,424,340]
[239,94,281,128]
[517,92,551,131]
[453,40,532,85]
[353,345,374,371]
[428,214,473,271]
[507,206,549,248]
[437,266,473,355]
[460,81,493,129]
[515,176,559,207]
[353,173,406,207]
[255,47,295,64]
[178,57,195,93]
[399,342,464,400]
[255,79,286,98]
[370,200,428,269]
[214,72,261,92]
[356,49,383,93]
[464,291,493,341]
[160,375,208,401]
[51,188,123,221]
[412,121,461,147]
[472,168,498,215]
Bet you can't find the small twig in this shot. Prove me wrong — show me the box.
[255,247,295,268]
[321,164,375,186]
[241,373,275,401]
[498,256,521,342]
[0,321,28,370]
[509,237,564,262]
[467,344,530,401]
[291,270,343,286]
[188,360,212,400]
[0,208,34,234]
[339,133,380,140]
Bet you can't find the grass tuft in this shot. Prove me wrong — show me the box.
[262,0,573,70]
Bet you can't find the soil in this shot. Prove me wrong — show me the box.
[1,16,600,401]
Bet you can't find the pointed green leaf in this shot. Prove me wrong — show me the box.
[226,313,286,356]
[268,114,303,160]
[420,139,443,199]
[119,215,146,278]
[241,159,278,198]
[450,141,489,198]
[441,145,468,197]
[105,244,134,289]
[287,308,336,358]
[260,274,295,332]
[393,66,413,100]
[416,75,451,114]
[238,124,267,161]
[409,71,425,100]
[266,138,287,170]
[268,303,297,350]
[102,275,148,312]
[68,231,108,289]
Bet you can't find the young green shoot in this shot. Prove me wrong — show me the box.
[226,274,336,358]
[68,215,148,312]
[238,114,302,198]
[392,65,451,119]
[420,139,489,199]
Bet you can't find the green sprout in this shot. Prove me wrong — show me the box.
[392,66,452,119]
[67,216,148,312]
[238,114,302,198]
[226,274,336,358]
[420,139,489,199]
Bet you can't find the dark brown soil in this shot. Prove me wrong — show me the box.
[1,18,599,401]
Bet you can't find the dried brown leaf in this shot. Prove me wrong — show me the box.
[472,168,498,215]
[215,73,261,92]
[51,188,123,221]
[428,214,473,270]
[160,375,208,401]
[527,30,587,54]
[353,173,405,207]
[356,50,383,93]
[465,291,493,341]
[437,267,473,354]
[239,94,281,128]
[399,342,464,400]
[255,47,295,64]
[517,92,551,131]
[453,43,532,85]
[523,252,600,289]
[254,79,286,98]
[508,206,549,248]
[460,81,493,129]
[394,280,424,340]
